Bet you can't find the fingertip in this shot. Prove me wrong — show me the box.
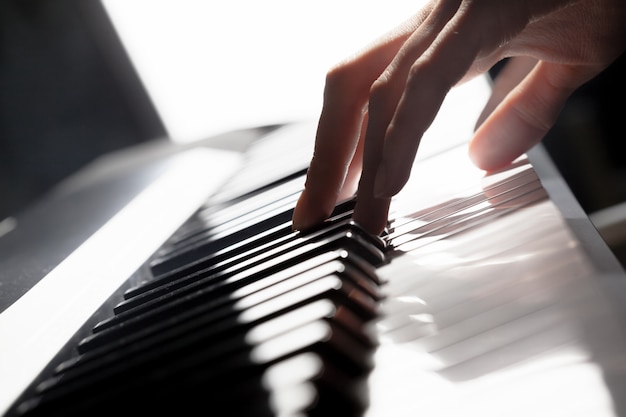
[467,138,492,171]
[468,136,512,172]
[353,197,391,237]
[291,189,330,232]
[291,193,312,231]
[468,109,525,172]
[373,157,412,199]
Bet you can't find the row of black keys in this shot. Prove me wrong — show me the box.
[13,170,388,417]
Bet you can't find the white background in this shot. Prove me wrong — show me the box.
[102,0,426,142]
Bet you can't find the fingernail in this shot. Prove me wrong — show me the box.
[373,164,387,198]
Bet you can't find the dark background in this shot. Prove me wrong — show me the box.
[1,0,625,261]
[0,0,166,220]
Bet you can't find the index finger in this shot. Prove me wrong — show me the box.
[291,14,427,231]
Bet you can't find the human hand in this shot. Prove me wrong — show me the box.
[291,0,626,235]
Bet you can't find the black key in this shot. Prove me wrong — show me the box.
[114,220,383,317]
[81,251,380,353]
[25,287,376,417]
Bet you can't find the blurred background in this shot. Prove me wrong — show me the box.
[0,0,166,221]
[1,0,624,264]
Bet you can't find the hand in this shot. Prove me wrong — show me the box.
[291,0,626,235]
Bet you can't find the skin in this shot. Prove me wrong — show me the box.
[291,0,626,235]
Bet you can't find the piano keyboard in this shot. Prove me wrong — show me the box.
[3,119,626,417]
[6,124,385,417]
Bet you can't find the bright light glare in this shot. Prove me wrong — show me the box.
[101,0,427,142]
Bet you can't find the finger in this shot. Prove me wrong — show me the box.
[352,105,394,235]
[292,75,367,230]
[366,0,564,200]
[352,0,465,235]
[337,111,368,202]
[292,7,433,231]
[371,7,485,200]
[475,56,538,129]
[469,61,596,171]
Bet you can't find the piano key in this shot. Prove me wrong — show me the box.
[138,207,363,290]
[387,175,543,242]
[426,303,575,374]
[177,191,299,248]
[159,169,306,247]
[376,203,583,352]
[140,197,357,294]
[204,353,369,416]
[436,321,579,382]
[151,197,298,275]
[57,294,375,387]
[377,225,573,329]
[78,253,380,354]
[386,166,538,234]
[260,352,369,416]
[23,296,375,416]
[188,172,306,232]
[178,321,371,415]
[390,184,547,253]
[134,214,346,299]
[114,220,383,316]
[160,173,301,247]
[207,123,315,203]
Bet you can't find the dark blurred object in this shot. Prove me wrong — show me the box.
[542,52,626,266]
[0,0,166,221]
[542,52,626,215]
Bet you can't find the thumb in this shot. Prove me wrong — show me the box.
[469,61,596,171]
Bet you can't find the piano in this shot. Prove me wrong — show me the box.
[1,74,626,415]
[2,2,626,416]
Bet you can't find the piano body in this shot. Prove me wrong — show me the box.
[1,71,626,416]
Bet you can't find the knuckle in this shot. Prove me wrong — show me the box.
[368,72,395,109]
[323,64,352,96]
[324,59,373,106]
[369,76,389,99]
